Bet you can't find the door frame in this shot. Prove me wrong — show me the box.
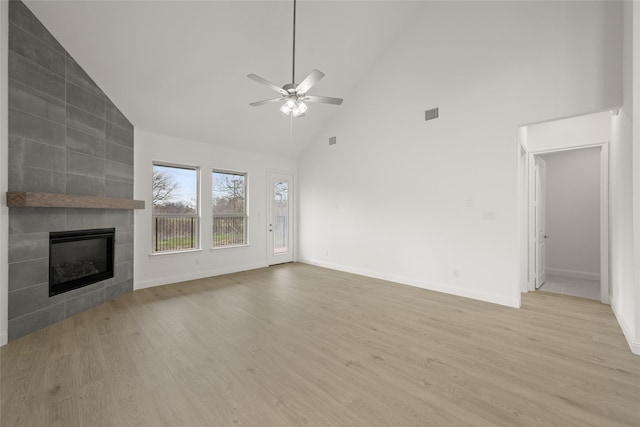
[523,142,609,303]
[266,170,296,265]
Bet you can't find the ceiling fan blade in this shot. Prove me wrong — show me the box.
[250,98,284,107]
[247,74,287,95]
[295,69,325,94]
[304,95,343,105]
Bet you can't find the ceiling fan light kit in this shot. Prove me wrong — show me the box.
[280,97,307,117]
[248,0,343,118]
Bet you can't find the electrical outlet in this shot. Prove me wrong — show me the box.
[453,269,460,278]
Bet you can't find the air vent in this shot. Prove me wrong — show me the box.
[329,136,337,146]
[425,108,439,121]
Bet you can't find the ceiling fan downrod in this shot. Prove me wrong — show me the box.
[292,0,296,85]
[246,0,343,117]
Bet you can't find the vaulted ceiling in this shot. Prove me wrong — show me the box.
[25,1,420,158]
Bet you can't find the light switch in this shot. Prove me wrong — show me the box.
[483,212,496,221]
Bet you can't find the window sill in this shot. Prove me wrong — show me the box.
[210,244,250,251]
[149,248,202,257]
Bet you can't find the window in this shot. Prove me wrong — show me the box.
[152,163,199,253]
[212,170,247,247]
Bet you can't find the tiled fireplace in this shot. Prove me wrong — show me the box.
[7,1,135,340]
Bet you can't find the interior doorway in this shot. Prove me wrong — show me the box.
[518,111,612,304]
[533,147,605,301]
[523,144,609,303]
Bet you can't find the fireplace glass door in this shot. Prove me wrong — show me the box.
[49,228,115,296]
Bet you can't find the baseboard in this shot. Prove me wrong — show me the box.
[611,301,640,355]
[298,258,520,308]
[134,262,269,290]
[546,268,600,281]
[0,330,7,346]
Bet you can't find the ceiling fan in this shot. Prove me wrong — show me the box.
[247,0,343,118]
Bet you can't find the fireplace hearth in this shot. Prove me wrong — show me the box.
[49,228,115,296]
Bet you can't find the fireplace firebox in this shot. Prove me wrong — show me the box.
[49,228,115,296]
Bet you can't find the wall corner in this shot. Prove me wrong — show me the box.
[632,0,640,351]
[1,0,10,347]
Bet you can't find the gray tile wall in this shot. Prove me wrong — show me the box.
[7,1,135,341]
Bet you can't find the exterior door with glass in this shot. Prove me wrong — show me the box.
[267,172,294,265]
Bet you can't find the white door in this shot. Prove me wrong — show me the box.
[267,172,294,265]
[535,157,547,289]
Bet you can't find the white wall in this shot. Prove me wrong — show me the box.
[298,1,622,309]
[134,130,296,289]
[610,109,635,348]
[0,1,9,346]
[541,148,600,280]
[633,0,640,355]
[609,0,640,355]
[609,0,638,354]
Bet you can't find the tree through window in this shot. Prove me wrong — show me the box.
[152,163,199,253]
[212,170,247,247]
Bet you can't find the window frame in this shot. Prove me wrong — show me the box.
[151,162,201,254]
[212,169,248,248]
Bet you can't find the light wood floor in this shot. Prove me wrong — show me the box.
[2,263,638,426]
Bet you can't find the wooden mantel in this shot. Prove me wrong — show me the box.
[6,192,145,210]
